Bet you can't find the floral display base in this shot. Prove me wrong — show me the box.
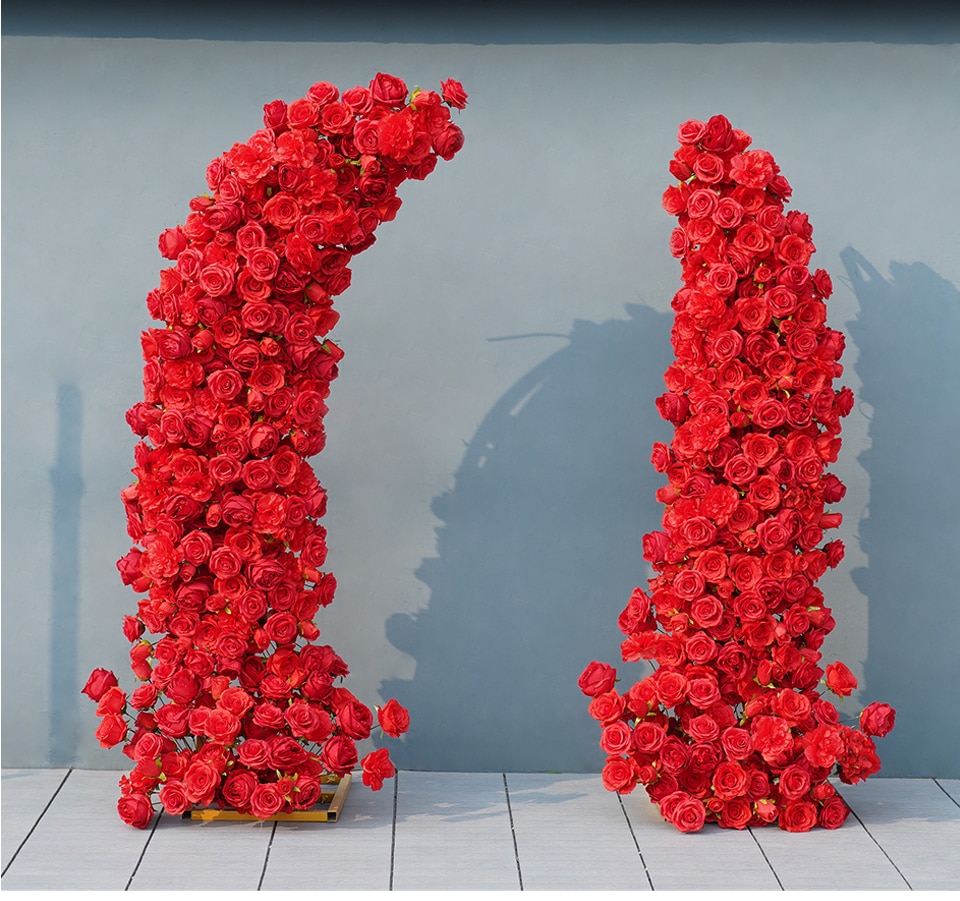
[184,774,351,823]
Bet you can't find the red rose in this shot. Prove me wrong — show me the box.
[360,748,396,791]
[264,612,299,646]
[440,78,468,109]
[825,661,858,697]
[601,756,640,793]
[780,800,818,832]
[117,793,154,829]
[96,713,127,748]
[632,721,666,754]
[320,736,358,776]
[661,791,706,833]
[369,72,408,106]
[158,226,188,260]
[335,697,374,740]
[720,726,753,760]
[642,530,671,563]
[859,702,896,738]
[82,668,118,702]
[600,721,633,755]
[184,760,221,805]
[778,764,812,801]
[578,661,617,697]
[718,797,753,830]
[818,795,850,829]
[154,703,191,739]
[677,119,706,144]
[250,782,286,819]
[689,595,724,630]
[159,780,191,815]
[713,761,748,800]
[377,699,411,737]
[432,123,465,162]
[654,670,689,707]
[203,708,242,744]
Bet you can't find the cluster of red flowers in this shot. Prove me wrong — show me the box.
[580,115,894,833]
[83,73,467,829]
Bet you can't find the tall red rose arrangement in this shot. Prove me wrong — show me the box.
[580,115,894,833]
[83,73,467,828]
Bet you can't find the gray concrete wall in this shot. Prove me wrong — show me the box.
[3,8,958,775]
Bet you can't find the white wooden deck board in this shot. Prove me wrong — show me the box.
[0,770,151,890]
[1,768,70,871]
[750,815,908,890]
[391,771,519,890]
[259,778,395,890]
[127,812,273,890]
[620,790,782,891]
[839,777,960,890]
[2,769,958,890]
[937,778,960,805]
[506,773,652,890]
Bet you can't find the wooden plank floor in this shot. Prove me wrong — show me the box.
[2,769,958,891]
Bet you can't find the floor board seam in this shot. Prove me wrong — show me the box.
[125,806,163,891]
[845,801,912,890]
[747,826,784,890]
[616,792,655,891]
[502,773,523,890]
[389,769,399,891]
[1,768,73,879]
[256,821,278,891]
[933,778,960,809]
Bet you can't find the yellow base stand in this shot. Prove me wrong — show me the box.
[185,773,352,822]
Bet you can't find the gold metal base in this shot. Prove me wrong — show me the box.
[185,773,352,822]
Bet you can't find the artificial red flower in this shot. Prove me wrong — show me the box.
[85,73,466,826]
[585,115,893,832]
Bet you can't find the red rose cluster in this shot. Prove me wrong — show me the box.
[83,73,466,829]
[580,115,894,833]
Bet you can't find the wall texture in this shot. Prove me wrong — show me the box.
[3,6,958,776]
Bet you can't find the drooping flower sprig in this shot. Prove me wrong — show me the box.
[580,115,894,833]
[84,73,467,828]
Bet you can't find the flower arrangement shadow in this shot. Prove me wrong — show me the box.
[841,247,960,780]
[382,305,674,772]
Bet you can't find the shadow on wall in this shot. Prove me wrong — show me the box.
[381,304,672,772]
[49,383,84,765]
[841,248,960,778]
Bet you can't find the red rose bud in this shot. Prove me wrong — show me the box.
[440,78,468,109]
[859,702,896,738]
[377,699,411,737]
[578,661,617,697]
[82,668,118,702]
[157,226,188,260]
[825,661,858,697]
[360,748,396,791]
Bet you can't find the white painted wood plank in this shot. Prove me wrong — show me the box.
[260,777,394,890]
[937,779,960,806]
[392,771,519,890]
[839,778,960,890]
[620,789,782,890]
[1,768,70,871]
[127,812,272,890]
[507,773,652,890]
[750,815,908,890]
[0,770,152,890]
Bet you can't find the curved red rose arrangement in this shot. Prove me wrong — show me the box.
[580,115,895,833]
[83,74,466,828]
